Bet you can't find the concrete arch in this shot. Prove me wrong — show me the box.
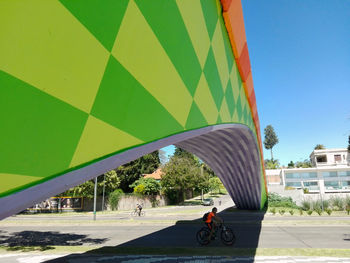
[0,124,262,219]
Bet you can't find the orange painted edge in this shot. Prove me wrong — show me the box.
[220,0,268,197]
[220,0,232,12]
[236,42,251,82]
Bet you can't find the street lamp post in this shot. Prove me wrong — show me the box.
[93,176,98,221]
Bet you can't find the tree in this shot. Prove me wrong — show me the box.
[209,177,223,193]
[348,135,350,152]
[130,177,161,195]
[264,159,280,169]
[314,144,325,150]
[295,159,312,168]
[60,170,121,198]
[263,125,279,160]
[174,147,197,163]
[287,161,295,168]
[162,155,202,203]
[116,151,160,192]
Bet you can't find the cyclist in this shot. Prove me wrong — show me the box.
[136,203,143,216]
[205,207,222,240]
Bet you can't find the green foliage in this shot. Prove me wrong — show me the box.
[299,209,303,215]
[289,210,294,215]
[303,188,309,194]
[314,207,322,215]
[263,125,279,159]
[307,210,313,215]
[322,200,330,210]
[130,177,161,195]
[268,193,298,208]
[161,152,210,204]
[287,161,295,168]
[60,170,121,198]
[278,209,285,215]
[116,151,160,192]
[325,208,332,215]
[330,196,344,211]
[312,200,322,210]
[270,208,276,215]
[264,159,280,169]
[314,144,325,150]
[133,184,145,195]
[108,189,123,211]
[209,177,223,193]
[295,159,312,168]
[301,200,311,211]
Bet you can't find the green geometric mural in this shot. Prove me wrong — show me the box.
[0,0,264,214]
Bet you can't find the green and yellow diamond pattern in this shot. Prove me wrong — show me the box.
[0,0,257,197]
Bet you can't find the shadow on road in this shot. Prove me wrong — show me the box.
[44,208,265,262]
[0,230,107,252]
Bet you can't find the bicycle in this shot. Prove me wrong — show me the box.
[131,209,145,217]
[196,221,235,246]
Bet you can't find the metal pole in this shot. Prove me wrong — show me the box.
[93,176,98,221]
[102,174,106,212]
[201,165,204,201]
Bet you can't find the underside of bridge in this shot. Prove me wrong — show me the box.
[0,0,267,219]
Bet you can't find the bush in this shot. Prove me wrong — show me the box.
[301,200,311,211]
[134,184,145,195]
[268,193,298,208]
[307,210,313,216]
[279,209,285,215]
[270,208,276,215]
[314,207,322,216]
[109,189,123,211]
[345,196,350,214]
[299,209,303,215]
[325,208,332,215]
[322,200,330,210]
[289,210,294,216]
[312,200,323,210]
[303,188,309,194]
[330,196,344,211]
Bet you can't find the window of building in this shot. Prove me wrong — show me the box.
[322,171,337,178]
[338,171,350,177]
[285,173,301,179]
[301,172,317,179]
[334,155,341,162]
[316,155,327,163]
[341,181,350,189]
[324,181,341,190]
[303,181,319,190]
[286,182,302,188]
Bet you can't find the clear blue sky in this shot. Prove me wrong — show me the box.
[242,0,350,165]
[162,1,350,166]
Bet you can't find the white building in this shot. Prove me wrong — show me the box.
[266,148,350,195]
[310,148,349,167]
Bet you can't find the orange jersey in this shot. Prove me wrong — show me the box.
[205,212,215,223]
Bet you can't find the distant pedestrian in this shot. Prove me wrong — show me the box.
[219,200,222,206]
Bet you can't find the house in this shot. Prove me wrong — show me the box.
[267,148,350,194]
[142,168,163,182]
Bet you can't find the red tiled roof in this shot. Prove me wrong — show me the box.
[143,168,163,180]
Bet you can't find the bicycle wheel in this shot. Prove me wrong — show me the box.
[196,228,210,246]
[131,211,138,217]
[220,227,235,246]
[140,211,145,216]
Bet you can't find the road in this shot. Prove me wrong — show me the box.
[1,195,350,262]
